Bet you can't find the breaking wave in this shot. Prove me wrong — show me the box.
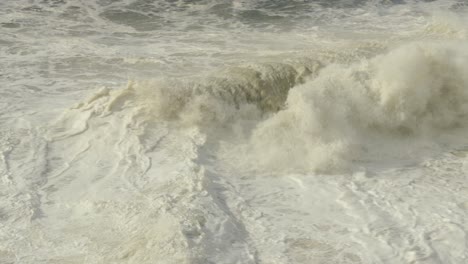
[250,42,468,172]
[52,42,468,173]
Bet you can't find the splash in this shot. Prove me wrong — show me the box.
[247,43,468,172]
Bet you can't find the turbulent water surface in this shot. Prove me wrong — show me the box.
[1,0,468,263]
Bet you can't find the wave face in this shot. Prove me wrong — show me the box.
[2,0,468,264]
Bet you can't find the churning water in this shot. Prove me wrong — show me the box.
[1,0,468,263]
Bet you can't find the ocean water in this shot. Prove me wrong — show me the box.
[1,0,468,263]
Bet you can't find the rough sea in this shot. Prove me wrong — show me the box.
[1,0,468,263]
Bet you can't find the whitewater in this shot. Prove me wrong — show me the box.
[1,0,468,263]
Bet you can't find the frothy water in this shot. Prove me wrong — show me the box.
[1,0,468,263]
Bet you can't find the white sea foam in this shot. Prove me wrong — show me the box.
[2,0,468,263]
